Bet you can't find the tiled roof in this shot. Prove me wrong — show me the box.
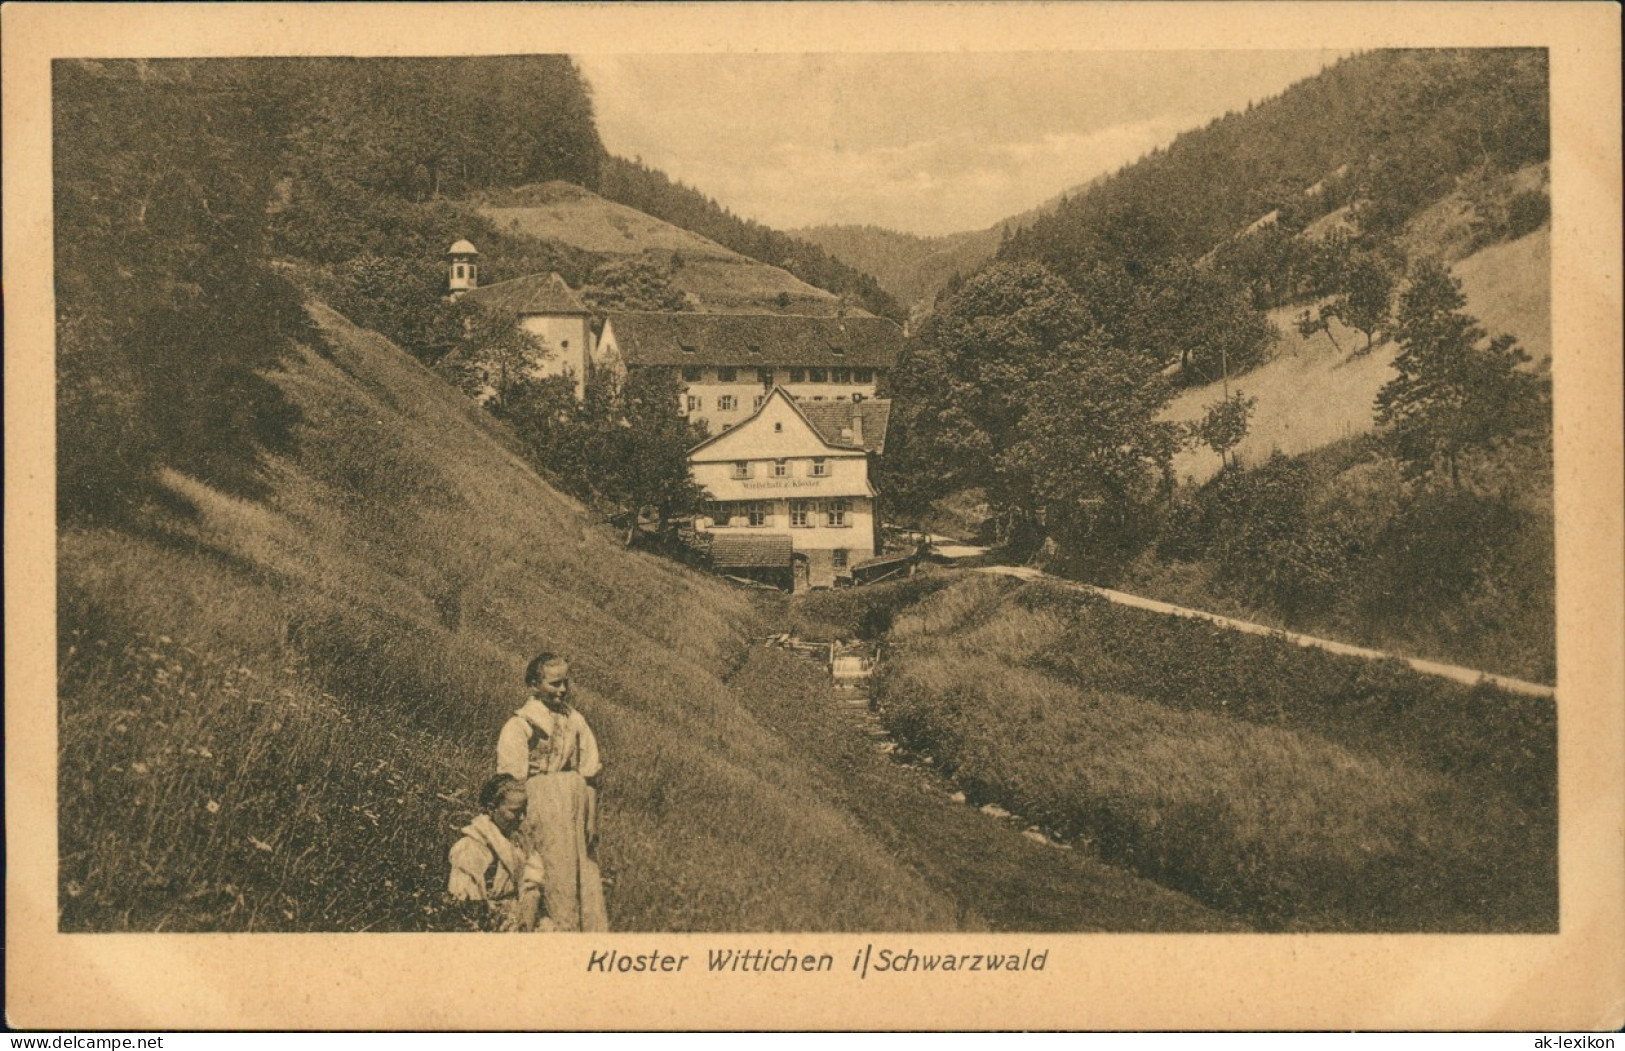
[708,533,794,569]
[607,311,903,368]
[461,272,588,316]
[797,398,892,454]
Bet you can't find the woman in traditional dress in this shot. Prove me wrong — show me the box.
[447,773,546,932]
[496,652,608,931]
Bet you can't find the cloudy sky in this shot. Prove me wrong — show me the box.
[577,51,1344,237]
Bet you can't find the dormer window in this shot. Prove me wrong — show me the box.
[748,344,762,354]
[681,344,698,355]
[831,346,846,356]
[717,367,738,382]
[809,368,827,383]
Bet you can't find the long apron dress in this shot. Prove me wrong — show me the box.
[497,700,608,931]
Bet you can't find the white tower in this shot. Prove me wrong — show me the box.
[447,240,480,298]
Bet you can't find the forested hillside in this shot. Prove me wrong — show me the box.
[1000,49,1548,282]
[787,224,1000,318]
[790,181,1097,315]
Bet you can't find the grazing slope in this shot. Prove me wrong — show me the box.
[474,182,851,315]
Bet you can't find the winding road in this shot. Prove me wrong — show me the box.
[975,564,1556,700]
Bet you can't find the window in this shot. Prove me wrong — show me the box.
[717,367,738,382]
[832,548,849,569]
[717,395,737,411]
[687,395,702,412]
[809,368,828,383]
[789,368,807,383]
[853,368,874,384]
[748,344,762,355]
[826,499,849,527]
[454,264,465,279]
[789,501,812,528]
[832,368,851,383]
[810,458,829,478]
[708,502,734,527]
[746,502,770,528]
[682,366,703,382]
[731,461,752,480]
[831,346,846,357]
[773,459,789,478]
[757,368,774,385]
[680,344,697,355]
[773,421,783,433]
[754,394,766,409]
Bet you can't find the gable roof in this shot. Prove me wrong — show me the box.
[798,399,891,455]
[461,272,589,316]
[709,534,794,569]
[690,387,858,460]
[605,311,903,368]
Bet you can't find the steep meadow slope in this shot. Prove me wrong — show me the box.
[58,302,963,932]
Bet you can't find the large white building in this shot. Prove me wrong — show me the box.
[595,311,903,433]
[458,270,596,400]
[688,387,891,590]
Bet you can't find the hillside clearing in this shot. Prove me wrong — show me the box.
[475,181,846,314]
[1164,226,1550,483]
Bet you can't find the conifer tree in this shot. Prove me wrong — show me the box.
[1375,261,1547,486]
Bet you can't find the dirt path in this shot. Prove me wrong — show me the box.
[976,565,1556,700]
[729,644,1248,932]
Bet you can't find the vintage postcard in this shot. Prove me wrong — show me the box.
[5,1,1622,1031]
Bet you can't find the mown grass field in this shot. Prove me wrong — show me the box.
[870,574,1557,932]
[58,302,961,932]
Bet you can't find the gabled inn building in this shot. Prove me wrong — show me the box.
[689,388,891,590]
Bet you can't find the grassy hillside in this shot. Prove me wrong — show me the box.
[871,575,1556,932]
[58,301,964,931]
[59,300,1240,932]
[475,182,850,315]
[1164,223,1549,483]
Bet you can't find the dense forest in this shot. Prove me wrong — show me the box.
[599,156,904,320]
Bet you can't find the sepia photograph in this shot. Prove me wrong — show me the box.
[6,1,1622,1032]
